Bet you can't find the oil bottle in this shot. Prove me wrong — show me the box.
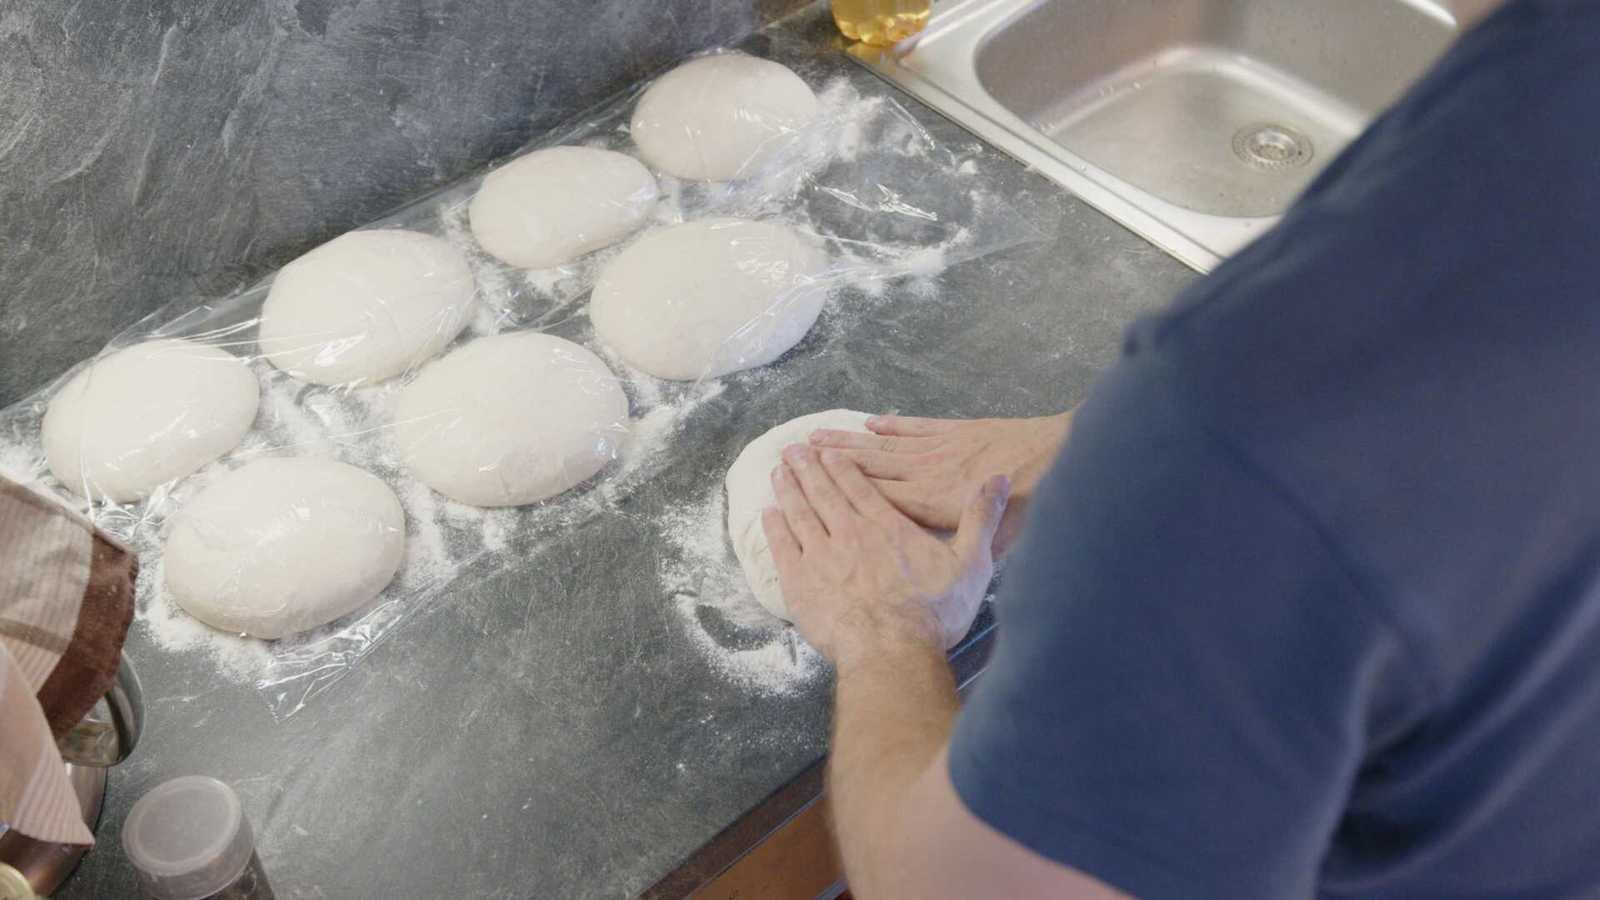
[831,0,931,47]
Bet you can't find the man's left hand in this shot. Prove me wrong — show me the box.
[762,445,1010,667]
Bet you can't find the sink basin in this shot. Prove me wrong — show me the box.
[851,0,1461,270]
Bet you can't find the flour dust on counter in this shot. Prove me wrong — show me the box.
[135,558,274,684]
[660,486,825,696]
[0,437,40,489]
[586,330,732,492]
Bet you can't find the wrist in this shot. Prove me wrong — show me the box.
[833,623,946,678]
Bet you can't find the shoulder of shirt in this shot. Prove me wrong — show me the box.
[1089,351,1452,706]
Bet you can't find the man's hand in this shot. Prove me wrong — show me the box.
[761,445,1010,667]
[767,451,1125,900]
[808,412,1071,555]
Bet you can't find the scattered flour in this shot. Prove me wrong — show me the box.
[615,383,724,483]
[136,557,274,681]
[0,438,41,485]
[590,335,733,496]
[654,177,687,225]
[480,509,512,553]
[467,291,513,337]
[519,264,586,301]
[658,489,824,695]
[398,480,454,592]
[437,195,522,334]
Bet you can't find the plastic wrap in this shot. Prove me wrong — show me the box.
[0,48,1051,719]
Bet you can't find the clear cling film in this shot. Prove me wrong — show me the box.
[0,48,1053,720]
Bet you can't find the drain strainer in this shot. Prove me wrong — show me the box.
[1232,123,1314,171]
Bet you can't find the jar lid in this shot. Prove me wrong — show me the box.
[120,776,254,900]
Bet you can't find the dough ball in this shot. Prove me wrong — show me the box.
[630,54,820,181]
[259,229,476,386]
[396,332,630,507]
[469,146,658,269]
[590,218,829,381]
[726,409,872,620]
[164,458,405,639]
[42,339,259,502]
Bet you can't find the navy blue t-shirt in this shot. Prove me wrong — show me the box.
[949,2,1600,897]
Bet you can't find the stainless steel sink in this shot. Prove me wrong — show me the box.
[851,0,1462,270]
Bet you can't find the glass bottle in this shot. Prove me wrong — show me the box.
[832,0,932,47]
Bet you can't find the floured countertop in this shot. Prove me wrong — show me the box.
[52,9,1195,900]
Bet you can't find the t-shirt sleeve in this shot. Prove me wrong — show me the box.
[949,354,1430,900]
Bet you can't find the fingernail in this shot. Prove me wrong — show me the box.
[771,464,786,483]
[783,445,809,466]
[865,415,884,428]
[820,449,841,465]
[807,430,827,444]
[989,474,1011,496]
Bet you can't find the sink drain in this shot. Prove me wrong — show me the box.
[1232,123,1314,171]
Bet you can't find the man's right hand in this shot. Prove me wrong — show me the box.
[808,411,1073,556]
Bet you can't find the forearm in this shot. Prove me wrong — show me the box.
[778,417,1113,899]
[828,639,960,898]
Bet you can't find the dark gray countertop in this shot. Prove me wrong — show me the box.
[54,9,1194,900]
